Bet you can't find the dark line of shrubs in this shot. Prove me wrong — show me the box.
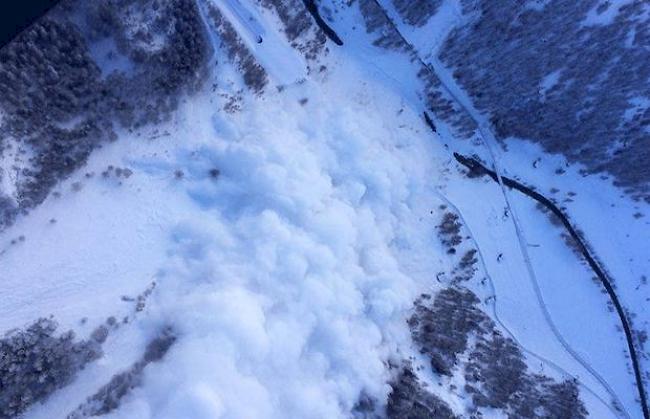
[67,327,175,418]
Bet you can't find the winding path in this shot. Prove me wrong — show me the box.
[432,189,625,418]
[364,0,633,415]
[454,152,649,419]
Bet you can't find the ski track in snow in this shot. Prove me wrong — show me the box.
[427,41,636,419]
[197,0,307,87]
[431,190,625,419]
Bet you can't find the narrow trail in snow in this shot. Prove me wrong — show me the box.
[432,189,624,419]
[220,0,266,39]
[455,152,649,419]
[195,0,221,62]
[364,1,632,416]
[470,118,633,419]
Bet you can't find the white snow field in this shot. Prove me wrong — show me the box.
[3,54,445,419]
[1,0,648,418]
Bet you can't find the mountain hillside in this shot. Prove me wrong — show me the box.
[1,1,648,418]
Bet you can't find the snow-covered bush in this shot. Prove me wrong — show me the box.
[387,365,456,419]
[408,288,488,375]
[67,327,175,418]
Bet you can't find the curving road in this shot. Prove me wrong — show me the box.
[364,0,633,415]
[432,188,625,418]
[454,152,649,419]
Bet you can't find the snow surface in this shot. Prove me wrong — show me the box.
[2,0,649,417]
[539,69,562,99]
[201,0,308,86]
[5,50,448,418]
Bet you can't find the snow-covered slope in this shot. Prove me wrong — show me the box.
[1,0,648,418]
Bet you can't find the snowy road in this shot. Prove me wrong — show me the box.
[456,153,648,418]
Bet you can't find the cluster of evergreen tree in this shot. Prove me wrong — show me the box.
[437,212,463,249]
[0,0,210,229]
[409,287,588,418]
[438,0,650,201]
[356,0,478,138]
[358,0,407,50]
[257,0,326,61]
[391,0,442,27]
[409,288,488,376]
[353,284,588,418]
[67,327,175,419]
[351,363,457,419]
[0,17,106,214]
[0,318,102,418]
[465,332,587,418]
[386,365,457,419]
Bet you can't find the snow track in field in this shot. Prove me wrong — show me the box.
[199,0,308,86]
[431,189,624,419]
[429,50,634,419]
